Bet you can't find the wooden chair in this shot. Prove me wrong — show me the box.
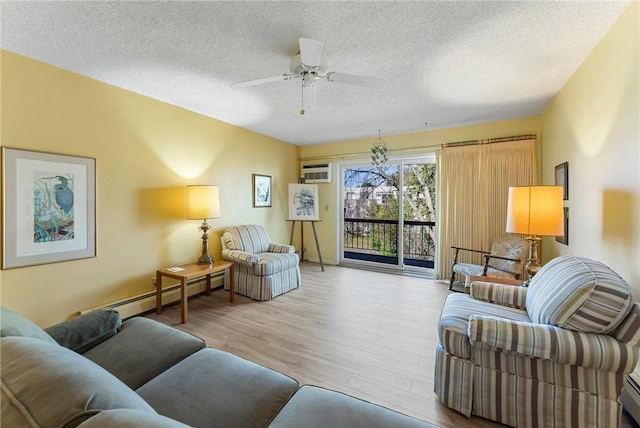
[449,236,528,291]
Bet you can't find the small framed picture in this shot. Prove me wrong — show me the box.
[288,183,319,220]
[252,174,271,207]
[2,147,96,269]
[555,207,569,245]
[555,162,568,200]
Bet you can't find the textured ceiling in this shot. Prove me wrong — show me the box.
[0,1,630,146]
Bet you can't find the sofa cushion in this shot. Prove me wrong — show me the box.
[1,336,154,428]
[77,409,190,428]
[255,252,300,276]
[223,224,272,254]
[486,236,527,276]
[137,348,298,428]
[83,317,205,390]
[438,293,530,359]
[0,306,57,344]
[614,303,640,346]
[268,385,435,427]
[526,255,633,334]
[44,308,122,353]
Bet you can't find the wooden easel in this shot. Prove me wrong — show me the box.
[288,220,324,271]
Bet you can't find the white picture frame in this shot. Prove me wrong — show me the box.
[288,183,319,221]
[2,147,96,269]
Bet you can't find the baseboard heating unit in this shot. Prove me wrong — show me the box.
[621,372,640,424]
[80,273,225,319]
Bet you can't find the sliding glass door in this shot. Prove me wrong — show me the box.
[401,161,436,269]
[339,155,436,273]
[342,163,400,266]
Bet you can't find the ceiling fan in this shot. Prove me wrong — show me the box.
[232,38,384,114]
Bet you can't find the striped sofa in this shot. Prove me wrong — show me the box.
[435,255,640,428]
[221,225,301,300]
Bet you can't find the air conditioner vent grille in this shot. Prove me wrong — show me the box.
[301,163,331,183]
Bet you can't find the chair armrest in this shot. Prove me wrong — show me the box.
[44,308,122,353]
[483,254,521,263]
[222,248,259,266]
[468,315,639,372]
[470,280,527,309]
[482,254,523,276]
[268,243,295,253]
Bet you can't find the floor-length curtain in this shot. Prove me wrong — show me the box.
[434,138,536,280]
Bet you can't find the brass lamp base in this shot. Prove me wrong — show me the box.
[522,235,541,287]
[197,220,213,265]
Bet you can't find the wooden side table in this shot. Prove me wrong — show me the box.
[156,261,234,323]
[465,275,523,294]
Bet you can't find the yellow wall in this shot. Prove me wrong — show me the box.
[540,2,639,295]
[0,51,300,326]
[299,117,542,265]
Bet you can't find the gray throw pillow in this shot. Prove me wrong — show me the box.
[44,308,122,353]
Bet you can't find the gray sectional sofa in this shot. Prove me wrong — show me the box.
[1,306,433,428]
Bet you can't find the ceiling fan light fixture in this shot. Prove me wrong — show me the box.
[302,71,316,88]
[290,53,328,76]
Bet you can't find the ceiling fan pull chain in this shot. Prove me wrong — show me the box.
[300,78,305,115]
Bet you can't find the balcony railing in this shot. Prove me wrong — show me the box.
[343,218,435,268]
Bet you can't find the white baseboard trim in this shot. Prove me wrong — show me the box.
[81,273,224,319]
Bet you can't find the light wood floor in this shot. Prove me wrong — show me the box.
[146,262,638,428]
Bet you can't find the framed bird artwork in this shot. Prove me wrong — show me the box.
[2,147,96,269]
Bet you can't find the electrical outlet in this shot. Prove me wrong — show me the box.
[151,277,157,288]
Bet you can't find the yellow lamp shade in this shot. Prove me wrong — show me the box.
[186,185,220,220]
[506,186,563,236]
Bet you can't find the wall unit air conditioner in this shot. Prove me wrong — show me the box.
[301,163,331,183]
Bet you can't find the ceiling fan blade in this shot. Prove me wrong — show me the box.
[302,84,317,112]
[325,72,385,89]
[232,74,296,88]
[299,38,324,68]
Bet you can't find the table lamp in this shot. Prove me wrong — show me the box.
[186,185,220,265]
[506,186,563,286]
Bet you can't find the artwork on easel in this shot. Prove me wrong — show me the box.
[288,183,319,221]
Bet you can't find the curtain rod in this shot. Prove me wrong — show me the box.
[299,134,536,162]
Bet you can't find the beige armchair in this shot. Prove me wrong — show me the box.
[435,255,640,428]
[449,235,528,290]
[221,225,300,300]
